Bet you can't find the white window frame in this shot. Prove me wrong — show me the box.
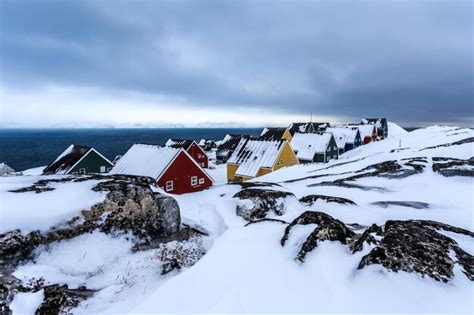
[199,178,205,184]
[166,180,174,192]
[79,168,86,174]
[191,176,198,186]
[100,166,106,173]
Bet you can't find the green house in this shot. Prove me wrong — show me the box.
[290,132,339,163]
[43,144,114,175]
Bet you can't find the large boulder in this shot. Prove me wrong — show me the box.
[233,188,296,221]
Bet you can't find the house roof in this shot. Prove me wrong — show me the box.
[260,127,288,140]
[290,133,333,161]
[43,144,92,175]
[228,138,286,178]
[326,127,359,149]
[217,134,249,157]
[362,118,387,128]
[109,144,181,179]
[165,139,195,150]
[288,122,330,135]
[356,125,376,139]
[0,163,15,175]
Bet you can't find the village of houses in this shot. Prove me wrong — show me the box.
[2,118,388,195]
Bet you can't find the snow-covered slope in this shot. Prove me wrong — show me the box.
[1,125,472,314]
[133,125,473,314]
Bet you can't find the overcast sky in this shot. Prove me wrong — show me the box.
[0,0,472,128]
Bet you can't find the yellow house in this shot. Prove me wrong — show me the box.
[227,138,299,182]
[260,127,293,142]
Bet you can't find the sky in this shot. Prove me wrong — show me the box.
[0,0,472,128]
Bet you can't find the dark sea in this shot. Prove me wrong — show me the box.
[0,128,262,171]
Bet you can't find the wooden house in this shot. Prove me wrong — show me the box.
[165,139,209,168]
[290,133,338,163]
[227,138,298,182]
[43,144,113,175]
[110,144,213,194]
[216,134,250,164]
[362,118,388,139]
[288,122,330,136]
[260,127,293,141]
[326,127,362,154]
[198,139,217,152]
[356,125,378,144]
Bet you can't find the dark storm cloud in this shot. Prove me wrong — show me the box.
[0,0,472,125]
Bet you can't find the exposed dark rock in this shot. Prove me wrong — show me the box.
[229,181,282,189]
[280,211,355,262]
[371,201,430,209]
[432,157,474,177]
[244,218,288,227]
[299,194,357,206]
[358,220,474,282]
[234,188,295,221]
[8,175,105,194]
[35,285,95,315]
[350,224,383,253]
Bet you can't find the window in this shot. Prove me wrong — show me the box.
[191,176,198,186]
[166,180,173,192]
[100,166,106,173]
[79,168,86,174]
[199,178,205,184]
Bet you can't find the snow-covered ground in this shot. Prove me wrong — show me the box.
[1,124,473,314]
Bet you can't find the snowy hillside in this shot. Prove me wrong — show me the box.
[1,124,473,314]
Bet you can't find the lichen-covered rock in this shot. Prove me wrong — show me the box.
[358,220,474,282]
[350,224,383,253]
[432,157,474,177]
[234,188,295,221]
[35,285,95,315]
[280,211,355,262]
[299,194,357,206]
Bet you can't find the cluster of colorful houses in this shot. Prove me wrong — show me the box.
[36,118,388,194]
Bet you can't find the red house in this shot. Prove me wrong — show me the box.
[109,144,213,194]
[165,139,209,168]
[358,125,378,144]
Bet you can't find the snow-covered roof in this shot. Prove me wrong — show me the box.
[260,127,288,140]
[165,139,194,150]
[290,133,333,161]
[288,122,330,135]
[217,134,249,157]
[356,125,376,139]
[109,144,181,179]
[326,127,359,149]
[228,138,286,178]
[43,144,92,175]
[363,118,387,128]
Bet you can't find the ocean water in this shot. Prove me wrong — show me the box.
[0,128,262,171]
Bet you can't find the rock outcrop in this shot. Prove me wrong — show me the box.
[0,175,181,261]
[280,211,355,262]
[358,220,474,282]
[432,157,474,177]
[234,188,295,221]
[299,194,357,206]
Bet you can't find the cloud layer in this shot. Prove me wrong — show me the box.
[1,0,472,127]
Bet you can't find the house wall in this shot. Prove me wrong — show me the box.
[257,168,272,177]
[69,151,113,174]
[314,153,325,163]
[227,163,240,182]
[325,136,339,162]
[282,129,293,141]
[157,151,212,194]
[344,143,355,152]
[273,142,299,171]
[354,132,362,147]
[187,142,209,168]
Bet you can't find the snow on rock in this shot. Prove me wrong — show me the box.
[21,166,46,176]
[10,289,44,315]
[0,176,107,234]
